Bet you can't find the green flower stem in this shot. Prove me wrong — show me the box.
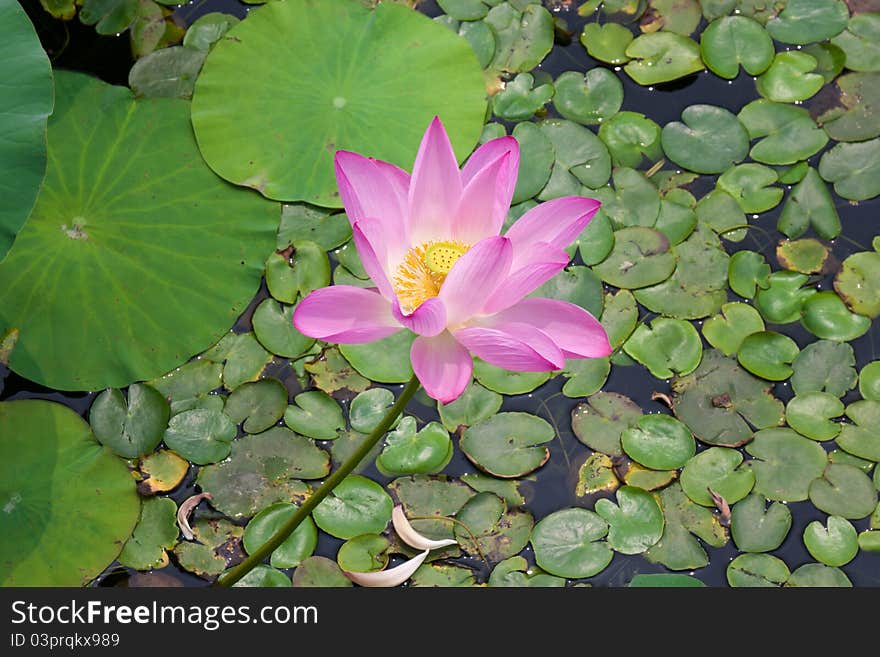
[216,373,422,587]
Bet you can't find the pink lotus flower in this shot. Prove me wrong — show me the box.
[293,117,611,403]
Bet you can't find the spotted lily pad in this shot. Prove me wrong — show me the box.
[595,486,664,555]
[460,412,553,478]
[623,318,702,379]
[727,553,790,587]
[765,0,849,45]
[305,348,371,394]
[283,391,344,440]
[531,508,613,579]
[835,250,880,318]
[377,418,453,475]
[746,428,828,502]
[738,100,829,166]
[792,341,857,398]
[816,72,880,143]
[730,493,792,553]
[702,302,765,356]
[313,475,393,540]
[410,562,475,587]
[699,15,774,79]
[387,475,474,543]
[593,227,675,289]
[89,383,170,458]
[453,492,533,562]
[757,51,824,103]
[572,392,643,457]
[291,555,352,587]
[801,291,871,341]
[728,250,771,299]
[173,518,244,579]
[243,502,317,569]
[804,516,858,567]
[785,393,843,441]
[599,112,663,168]
[118,497,179,571]
[809,463,878,519]
[553,68,624,126]
[680,447,755,507]
[776,238,830,275]
[661,105,749,174]
[576,453,620,497]
[137,449,188,495]
[624,32,704,85]
[580,22,633,65]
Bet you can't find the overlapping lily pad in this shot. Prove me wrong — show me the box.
[730,493,792,553]
[661,105,749,174]
[746,428,828,502]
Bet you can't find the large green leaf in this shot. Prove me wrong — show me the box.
[0,400,139,585]
[0,0,53,261]
[0,71,277,390]
[191,0,486,206]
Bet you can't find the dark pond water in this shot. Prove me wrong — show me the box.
[10,0,880,587]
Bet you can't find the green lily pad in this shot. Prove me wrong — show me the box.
[777,160,810,184]
[717,163,783,214]
[224,378,288,434]
[859,530,880,552]
[757,51,824,103]
[572,392,643,457]
[561,356,611,398]
[621,414,695,470]
[553,69,623,127]
[532,265,603,318]
[695,189,746,242]
[599,112,663,168]
[510,122,555,204]
[624,32,704,85]
[645,483,728,570]
[191,0,486,205]
[702,302,765,356]
[437,383,501,432]
[484,2,554,74]
[595,486,664,555]
[746,428,828,502]
[765,0,849,45]
[785,563,852,587]
[277,204,351,252]
[576,453,620,497]
[197,429,326,518]
[454,492,533,562]
[162,408,236,465]
[634,223,729,320]
[243,502,317,568]
[0,400,139,585]
[776,238,831,275]
[128,46,207,100]
[410,563,475,587]
[629,573,705,587]
[580,22,633,65]
[818,137,880,201]
[205,332,273,391]
[699,15,774,79]
[738,100,829,166]
[173,518,244,579]
[118,497,178,571]
[656,191,698,245]
[377,418,452,475]
[803,42,846,83]
[727,553,790,587]
[531,507,613,579]
[599,168,662,228]
[305,347,371,394]
[817,72,880,143]
[537,119,612,196]
[460,412,553,478]
[291,556,352,587]
[0,71,277,391]
[809,463,878,519]
[673,349,784,447]
[737,331,800,381]
[0,0,54,261]
[283,391,344,440]
[831,13,880,72]
[149,359,222,408]
[336,533,390,573]
[643,0,702,35]
[438,0,488,21]
[622,463,677,491]
[791,340,857,398]
[680,447,756,507]
[387,475,474,543]
[753,271,816,324]
[828,449,874,473]
[601,290,639,350]
[312,475,393,539]
[89,383,170,458]
[835,251,880,318]
[137,449,188,495]
[252,299,315,359]
[860,361,880,401]
[623,318,702,379]
[340,331,415,384]
[473,359,552,394]
[661,105,749,174]
[268,245,329,305]
[461,474,525,507]
[330,430,382,475]
[489,556,566,587]
[346,389,395,435]
[801,291,871,341]
[730,493,792,552]
[803,516,858,567]
[728,250,771,299]
[593,227,675,289]
[183,11,240,51]
[785,393,844,441]
[492,72,554,121]
[232,564,291,587]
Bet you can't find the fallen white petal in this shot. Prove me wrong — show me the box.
[392,505,458,551]
[177,492,213,540]
[344,550,430,587]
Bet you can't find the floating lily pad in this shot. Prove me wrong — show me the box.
[623,318,702,380]
[717,163,783,214]
[191,0,486,205]
[489,556,566,587]
[313,475,393,540]
[580,22,633,65]
[777,161,810,185]
[173,518,244,579]
[818,138,880,201]
[410,562,475,587]
[835,251,880,318]
[601,290,639,350]
[205,332,273,391]
[387,475,474,543]
[291,556,352,587]
[695,189,746,242]
[473,359,552,394]
[860,361,880,401]
[804,516,858,567]
[305,347,371,394]
[484,2,554,74]
[232,564,291,587]
[754,271,816,324]
[622,414,695,471]
[0,71,277,391]
[460,412,553,478]
[340,331,415,384]
[595,486,664,555]
[336,533,389,573]
[791,340,857,398]
[561,356,611,398]
[785,393,843,441]
[680,447,755,507]
[801,291,871,341]
[492,72,554,121]
[728,251,771,299]
[702,302,765,356]
[0,0,54,261]
[572,392,643,457]
[593,227,675,289]
[746,428,828,502]
[859,531,880,552]
[599,167,662,228]
[150,359,222,408]
[454,492,533,562]
[661,105,749,174]
[118,497,179,571]
[730,493,792,553]
[531,508,613,579]
[137,449,188,495]
[737,331,800,382]
[438,0,488,21]
[629,573,705,587]
[673,349,784,447]
[831,13,880,72]
[624,32,704,85]
[89,383,170,458]
[765,0,849,45]
[644,0,702,34]
[252,299,315,359]
[510,122,554,204]
[437,382,501,432]
[162,408,236,465]
[377,418,452,475]
[809,463,878,519]
[197,429,325,518]
[532,265,603,318]
[128,46,207,100]
[183,11,240,51]
[785,563,852,587]
[738,100,829,166]
[576,453,620,497]
[537,119,612,196]
[817,72,880,142]
[622,463,677,491]
[599,112,663,168]
[283,391,344,440]
[727,553,790,587]
[243,502,317,569]
[757,51,824,103]
[699,15,774,79]
[776,238,830,275]
[224,378,287,434]
[656,191,698,246]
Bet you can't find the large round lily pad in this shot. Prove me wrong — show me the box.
[531,508,613,579]
[0,400,139,585]
[460,412,553,478]
[621,414,695,471]
[746,428,828,502]
[0,71,278,391]
[191,0,486,206]
[661,105,749,174]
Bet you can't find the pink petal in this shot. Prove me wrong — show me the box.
[483,242,570,314]
[391,297,446,337]
[352,219,395,300]
[293,286,400,343]
[407,116,463,245]
[410,332,473,404]
[335,151,408,259]
[453,151,514,244]
[454,323,564,371]
[462,136,520,205]
[439,236,513,327]
[483,298,612,358]
[504,196,601,267]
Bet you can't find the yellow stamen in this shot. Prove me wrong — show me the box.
[393,240,469,313]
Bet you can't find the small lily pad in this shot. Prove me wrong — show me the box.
[831,13,880,72]
[680,447,756,508]
[576,453,620,497]
[595,486,665,555]
[756,51,824,103]
[858,530,880,552]
[622,463,677,491]
[765,0,849,45]
[492,72,554,121]
[859,361,880,401]
[312,475,393,540]
[661,105,749,174]
[137,449,189,495]
[410,563,475,587]
[253,299,315,359]
[149,359,222,407]
[598,167,661,228]
[438,382,502,432]
[809,463,878,519]
[621,414,695,471]
[730,493,792,553]
[818,137,880,201]
[510,122,554,204]
[717,163,783,214]
[532,265,603,318]
[291,556,352,587]
[183,12,240,51]
[340,331,416,384]
[728,250,771,299]
[785,393,843,441]
[489,556,566,587]
[778,167,841,239]
[737,331,800,382]
[835,250,880,318]
[173,518,244,580]
[803,516,858,567]
[746,428,828,502]
[305,348,371,394]
[553,69,623,126]
[484,2,554,74]
[727,553,790,587]
[580,22,633,65]
[118,497,179,571]
[776,238,830,275]
[462,474,525,506]
[695,189,747,242]
[243,502,317,568]
[624,32,704,85]
[537,118,612,195]
[283,391,344,440]
[388,475,474,543]
[593,227,675,289]
[572,392,643,457]
[629,573,705,587]
[599,111,663,168]
[224,378,287,434]
[785,563,851,587]
[702,302,765,356]
[460,412,553,478]
[128,46,207,100]
[232,565,291,587]
[531,507,613,579]
[624,318,702,380]
[162,408,236,465]
[699,15,774,79]
[89,384,170,459]
[336,533,390,573]
[561,357,611,398]
[816,72,880,142]
[738,99,829,166]
[473,359,552,394]
[453,492,533,562]
[601,290,639,350]
[754,271,816,324]
[205,332,272,391]
[377,418,452,475]
[656,192,698,245]
[801,291,871,342]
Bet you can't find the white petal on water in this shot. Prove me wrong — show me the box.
[392,505,458,550]
[344,550,430,587]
